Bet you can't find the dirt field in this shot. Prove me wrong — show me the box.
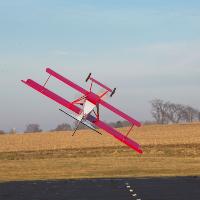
[0,123,200,182]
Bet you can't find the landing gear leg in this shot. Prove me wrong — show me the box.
[72,117,83,136]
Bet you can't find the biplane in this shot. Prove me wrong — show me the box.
[22,68,142,153]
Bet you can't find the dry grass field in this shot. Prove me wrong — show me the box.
[0,123,200,182]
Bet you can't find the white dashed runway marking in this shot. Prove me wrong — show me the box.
[124,182,141,199]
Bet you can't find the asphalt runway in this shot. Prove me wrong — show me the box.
[0,177,199,200]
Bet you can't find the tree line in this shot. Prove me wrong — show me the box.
[0,99,199,134]
[23,120,131,133]
[0,120,131,134]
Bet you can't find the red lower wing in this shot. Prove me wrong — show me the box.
[86,115,143,154]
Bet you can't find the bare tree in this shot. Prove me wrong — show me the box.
[181,106,199,122]
[24,124,42,133]
[165,103,185,123]
[150,99,169,124]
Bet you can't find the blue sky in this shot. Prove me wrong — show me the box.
[0,1,200,131]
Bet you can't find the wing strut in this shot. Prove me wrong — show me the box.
[43,74,51,87]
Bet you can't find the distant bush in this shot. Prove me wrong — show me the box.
[0,130,5,134]
[73,121,89,130]
[52,123,72,132]
[108,120,131,128]
[24,124,42,133]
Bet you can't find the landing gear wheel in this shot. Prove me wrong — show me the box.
[85,73,92,82]
[110,88,116,97]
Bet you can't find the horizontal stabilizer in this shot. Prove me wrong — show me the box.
[89,77,112,92]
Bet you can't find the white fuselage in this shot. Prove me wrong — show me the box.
[76,100,96,121]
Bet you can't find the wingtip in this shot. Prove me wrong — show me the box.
[138,149,143,154]
[46,67,50,72]
[138,123,142,127]
[21,79,27,84]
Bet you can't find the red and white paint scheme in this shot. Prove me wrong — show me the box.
[22,68,142,153]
